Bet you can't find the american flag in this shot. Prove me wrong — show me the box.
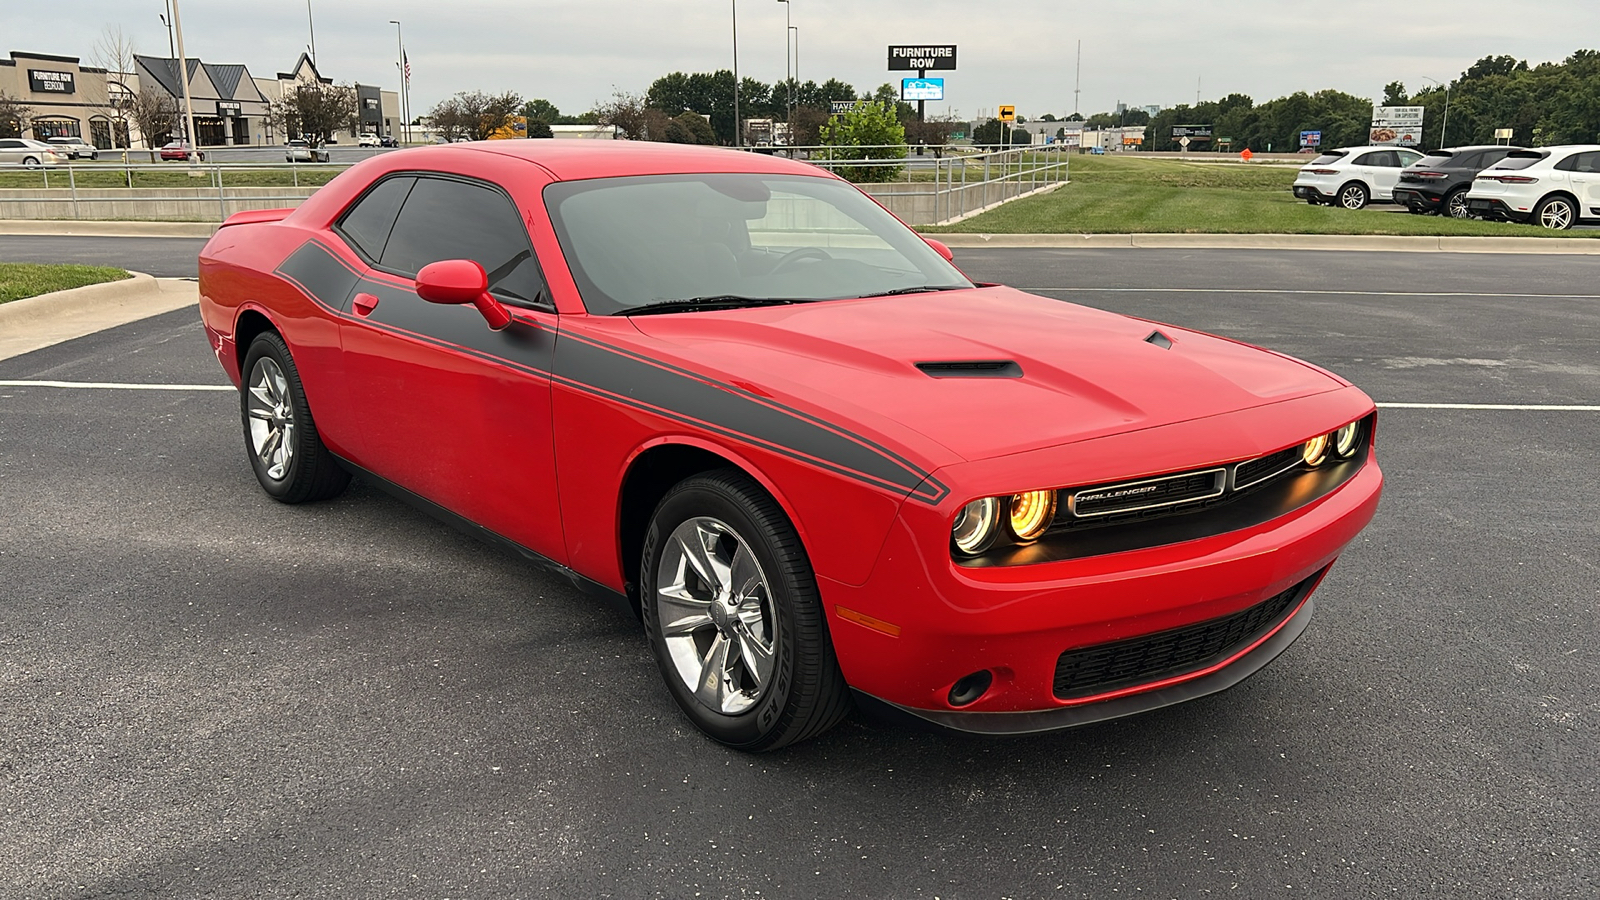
[403,50,411,84]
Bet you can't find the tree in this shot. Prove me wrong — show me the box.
[426,90,522,142]
[527,119,554,138]
[0,90,31,139]
[1382,81,1409,106]
[521,98,561,124]
[90,26,137,150]
[593,90,654,140]
[127,86,175,159]
[664,111,716,144]
[269,82,359,143]
[819,101,906,182]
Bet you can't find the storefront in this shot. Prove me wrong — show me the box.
[0,51,129,147]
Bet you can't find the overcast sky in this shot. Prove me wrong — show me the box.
[10,1,1600,119]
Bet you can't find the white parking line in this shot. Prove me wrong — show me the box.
[1376,402,1600,411]
[0,380,234,392]
[1021,287,1600,300]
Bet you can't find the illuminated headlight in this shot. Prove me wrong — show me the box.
[951,497,1001,555]
[1007,490,1057,542]
[1302,434,1329,466]
[1333,421,1361,458]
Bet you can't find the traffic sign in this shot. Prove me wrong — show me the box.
[1179,136,1191,149]
[998,105,1015,122]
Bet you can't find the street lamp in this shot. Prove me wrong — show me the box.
[777,0,791,137]
[730,0,740,147]
[1421,75,1452,150]
[389,20,410,146]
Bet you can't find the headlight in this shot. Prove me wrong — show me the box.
[1007,490,1056,542]
[1302,434,1329,466]
[951,497,1001,555]
[1333,421,1360,458]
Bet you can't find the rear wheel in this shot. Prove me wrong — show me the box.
[240,331,350,503]
[641,469,850,751]
[1444,189,1471,219]
[1534,196,1577,230]
[22,156,40,168]
[1337,182,1369,210]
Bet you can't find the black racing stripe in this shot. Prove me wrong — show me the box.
[275,241,360,313]
[273,239,945,504]
[556,334,945,501]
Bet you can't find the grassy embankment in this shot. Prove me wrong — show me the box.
[0,165,342,189]
[0,263,131,303]
[922,154,1597,237]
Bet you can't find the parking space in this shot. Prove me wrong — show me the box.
[0,245,1594,898]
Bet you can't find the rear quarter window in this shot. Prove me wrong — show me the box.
[1310,153,1346,165]
[336,176,416,264]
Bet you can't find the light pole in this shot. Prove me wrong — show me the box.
[730,0,740,147]
[159,3,175,59]
[306,0,318,68]
[790,25,799,145]
[169,0,199,162]
[1422,76,1452,149]
[777,0,791,141]
[389,20,410,146]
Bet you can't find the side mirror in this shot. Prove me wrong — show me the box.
[415,259,513,331]
[924,238,954,262]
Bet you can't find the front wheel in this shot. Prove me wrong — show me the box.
[1534,196,1577,230]
[240,331,350,503]
[641,470,850,751]
[22,156,40,168]
[1444,189,1471,219]
[1337,182,1369,210]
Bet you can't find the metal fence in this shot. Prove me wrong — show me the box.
[0,145,1067,225]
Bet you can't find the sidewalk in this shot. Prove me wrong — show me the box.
[0,272,199,362]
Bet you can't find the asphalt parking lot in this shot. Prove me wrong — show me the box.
[1,240,1595,898]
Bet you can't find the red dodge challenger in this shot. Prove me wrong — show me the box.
[198,141,1383,750]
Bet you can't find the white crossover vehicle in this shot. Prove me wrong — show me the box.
[1465,145,1600,230]
[1292,145,1425,210]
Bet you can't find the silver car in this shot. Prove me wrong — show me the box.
[284,139,330,163]
[0,138,66,168]
[47,136,98,160]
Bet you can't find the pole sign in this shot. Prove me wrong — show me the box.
[888,45,957,71]
[1299,130,1322,148]
[901,78,945,101]
[28,69,75,94]
[998,105,1016,122]
[1370,106,1425,146]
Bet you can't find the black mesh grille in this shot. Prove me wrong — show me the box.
[1070,470,1222,518]
[1052,578,1309,700]
[1235,446,1302,490]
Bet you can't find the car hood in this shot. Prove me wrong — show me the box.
[627,286,1345,464]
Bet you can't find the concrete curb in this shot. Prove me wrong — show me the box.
[0,271,200,362]
[933,232,1600,253]
[0,220,218,238]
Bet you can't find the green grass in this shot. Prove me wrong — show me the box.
[0,263,131,303]
[0,164,343,190]
[922,154,1599,237]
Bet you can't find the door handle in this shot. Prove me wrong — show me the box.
[353,292,380,317]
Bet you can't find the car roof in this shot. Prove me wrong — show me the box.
[455,140,829,182]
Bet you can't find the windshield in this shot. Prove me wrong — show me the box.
[1412,154,1453,168]
[1491,152,1545,171]
[544,173,973,315]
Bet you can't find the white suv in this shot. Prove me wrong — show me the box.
[1465,145,1600,230]
[1292,145,1425,209]
[357,133,380,147]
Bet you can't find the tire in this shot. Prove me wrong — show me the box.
[240,331,350,503]
[22,156,40,169]
[1443,189,1471,219]
[1337,182,1369,210]
[1533,195,1577,230]
[641,469,850,751]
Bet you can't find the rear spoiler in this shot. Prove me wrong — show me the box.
[220,208,295,228]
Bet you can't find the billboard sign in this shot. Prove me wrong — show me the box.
[1172,124,1213,139]
[28,69,75,94]
[830,100,865,115]
[1370,106,1424,146]
[901,78,945,101]
[888,45,957,71]
[1300,130,1322,148]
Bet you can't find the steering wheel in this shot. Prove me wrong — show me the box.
[771,246,832,274]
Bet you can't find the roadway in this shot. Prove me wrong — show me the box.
[0,238,1594,898]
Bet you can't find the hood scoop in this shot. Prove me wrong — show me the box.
[915,360,1024,379]
[1145,330,1174,349]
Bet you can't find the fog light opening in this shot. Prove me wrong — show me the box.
[948,670,994,707]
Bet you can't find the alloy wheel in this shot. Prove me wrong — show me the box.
[1447,192,1471,219]
[246,357,296,480]
[1538,199,1575,229]
[654,516,778,715]
[1340,184,1368,210]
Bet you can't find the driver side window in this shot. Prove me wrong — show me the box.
[381,175,550,309]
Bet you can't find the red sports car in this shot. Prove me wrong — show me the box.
[198,141,1383,750]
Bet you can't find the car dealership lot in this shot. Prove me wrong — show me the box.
[0,243,1593,897]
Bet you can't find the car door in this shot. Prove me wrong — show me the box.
[332,170,566,562]
[0,139,24,164]
[1562,151,1600,218]
[1363,150,1405,197]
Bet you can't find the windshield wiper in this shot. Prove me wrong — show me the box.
[620,296,812,316]
[853,285,970,299]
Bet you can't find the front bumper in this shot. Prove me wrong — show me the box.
[821,394,1383,732]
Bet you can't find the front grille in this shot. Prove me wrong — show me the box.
[1068,469,1226,518]
[1234,446,1302,491]
[1052,577,1309,700]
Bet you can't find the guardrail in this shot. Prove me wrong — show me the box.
[0,145,1067,225]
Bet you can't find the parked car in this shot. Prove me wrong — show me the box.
[0,138,66,168]
[285,139,331,163]
[379,135,399,148]
[1466,145,1600,230]
[1393,145,1526,218]
[196,141,1383,750]
[46,136,98,160]
[1292,145,1425,209]
[357,133,381,147]
[159,141,204,161]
